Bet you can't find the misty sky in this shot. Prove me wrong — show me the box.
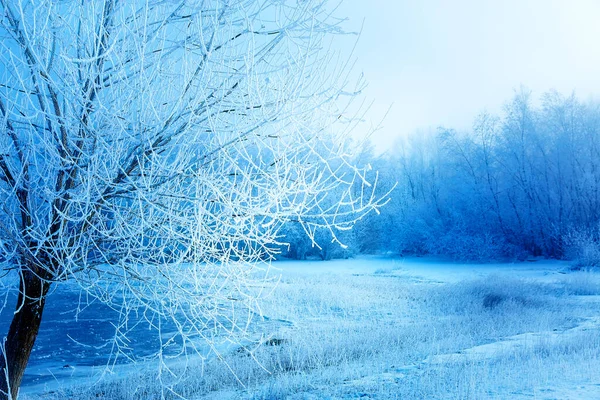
[339,0,600,151]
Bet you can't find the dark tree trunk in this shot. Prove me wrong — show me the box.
[0,270,50,400]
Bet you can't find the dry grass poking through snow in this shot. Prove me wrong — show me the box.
[23,260,600,399]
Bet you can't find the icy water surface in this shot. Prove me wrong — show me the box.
[0,285,175,388]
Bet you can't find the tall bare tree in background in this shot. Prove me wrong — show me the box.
[0,1,383,398]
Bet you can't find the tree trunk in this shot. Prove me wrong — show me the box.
[0,271,50,400]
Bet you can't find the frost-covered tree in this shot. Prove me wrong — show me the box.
[367,89,600,261]
[0,1,383,398]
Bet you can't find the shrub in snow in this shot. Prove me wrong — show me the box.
[565,225,600,269]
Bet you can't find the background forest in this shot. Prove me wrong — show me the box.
[280,89,600,265]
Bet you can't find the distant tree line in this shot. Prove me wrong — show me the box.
[279,89,600,264]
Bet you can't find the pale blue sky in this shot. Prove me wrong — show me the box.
[338,0,600,151]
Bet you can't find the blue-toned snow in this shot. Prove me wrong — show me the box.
[1,256,599,399]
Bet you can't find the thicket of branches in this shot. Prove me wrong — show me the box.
[0,0,385,398]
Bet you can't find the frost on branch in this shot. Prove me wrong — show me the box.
[0,0,385,389]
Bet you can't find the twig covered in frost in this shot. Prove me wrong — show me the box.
[0,0,386,398]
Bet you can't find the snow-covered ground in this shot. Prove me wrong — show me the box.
[13,256,600,399]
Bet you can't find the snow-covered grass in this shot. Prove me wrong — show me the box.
[21,257,600,399]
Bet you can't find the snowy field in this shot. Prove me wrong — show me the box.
[11,257,600,399]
